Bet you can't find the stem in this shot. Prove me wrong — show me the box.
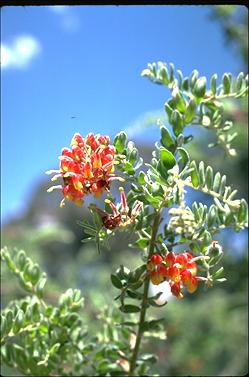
[129,210,161,376]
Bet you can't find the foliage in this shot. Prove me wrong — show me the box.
[1,60,248,376]
[1,247,149,376]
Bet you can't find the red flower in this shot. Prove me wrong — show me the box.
[150,254,163,265]
[164,252,176,267]
[147,250,208,298]
[46,132,124,207]
[170,282,183,299]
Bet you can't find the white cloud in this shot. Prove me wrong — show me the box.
[1,35,41,69]
[47,5,68,14]
[124,110,167,138]
[48,5,80,33]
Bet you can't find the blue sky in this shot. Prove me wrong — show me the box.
[1,5,242,222]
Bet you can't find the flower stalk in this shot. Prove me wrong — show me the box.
[129,210,161,376]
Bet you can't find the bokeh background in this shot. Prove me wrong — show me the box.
[1,5,248,376]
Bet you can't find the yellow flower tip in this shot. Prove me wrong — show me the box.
[45,170,53,175]
[51,174,61,182]
[93,191,102,198]
[117,177,125,182]
[75,199,83,207]
[119,187,124,192]
[47,185,62,193]
[113,160,120,165]
[58,156,64,160]
[74,182,83,190]
[104,199,111,204]
[174,263,182,269]
[60,199,65,208]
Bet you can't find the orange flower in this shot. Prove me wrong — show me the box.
[147,251,208,298]
[46,132,123,207]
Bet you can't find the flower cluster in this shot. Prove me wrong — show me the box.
[91,188,143,230]
[147,251,207,299]
[46,132,123,208]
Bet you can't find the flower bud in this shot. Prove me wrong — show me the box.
[150,254,163,265]
[206,241,223,258]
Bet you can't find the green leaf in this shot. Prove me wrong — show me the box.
[129,264,147,282]
[1,316,7,338]
[113,132,127,153]
[212,267,224,279]
[193,76,206,98]
[177,147,190,172]
[13,310,24,334]
[170,110,184,136]
[137,171,147,185]
[132,238,149,249]
[142,318,165,332]
[160,126,175,152]
[192,201,200,222]
[172,87,186,112]
[164,101,174,119]
[182,77,189,91]
[207,205,217,227]
[119,305,140,313]
[35,275,47,298]
[218,175,227,196]
[158,147,176,179]
[222,73,231,94]
[210,73,217,95]
[23,261,33,282]
[216,278,227,283]
[190,161,199,187]
[124,161,135,175]
[236,72,244,91]
[169,62,175,84]
[189,69,199,90]
[214,197,226,212]
[185,98,197,123]
[126,290,143,299]
[116,265,130,280]
[205,166,213,190]
[128,147,138,165]
[5,310,13,334]
[4,253,16,272]
[238,199,248,223]
[140,353,158,364]
[213,172,221,192]
[110,274,123,289]
[30,264,40,285]
[159,65,169,85]
[198,161,205,186]
[17,250,26,270]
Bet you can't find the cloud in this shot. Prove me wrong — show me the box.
[47,5,80,33]
[48,5,68,14]
[1,35,41,69]
[124,110,167,138]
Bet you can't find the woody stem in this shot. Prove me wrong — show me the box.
[129,210,161,376]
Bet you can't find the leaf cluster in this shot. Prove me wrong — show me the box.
[141,61,248,155]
